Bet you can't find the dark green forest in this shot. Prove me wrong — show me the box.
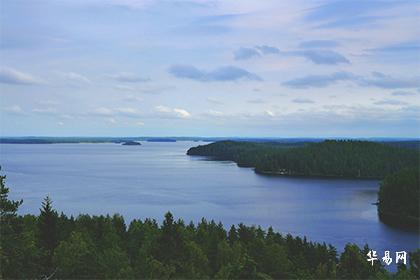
[187,140,419,178]
[1,173,419,279]
[378,168,420,230]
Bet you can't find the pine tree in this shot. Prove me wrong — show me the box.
[155,212,186,269]
[228,225,238,245]
[0,169,23,278]
[38,196,59,276]
[0,171,22,220]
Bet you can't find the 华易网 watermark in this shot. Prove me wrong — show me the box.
[367,250,407,266]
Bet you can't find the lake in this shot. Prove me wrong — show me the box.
[0,141,418,263]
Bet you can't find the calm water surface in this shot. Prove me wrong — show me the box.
[1,142,418,258]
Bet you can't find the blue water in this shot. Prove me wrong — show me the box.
[0,142,418,267]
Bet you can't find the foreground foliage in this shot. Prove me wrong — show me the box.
[187,140,419,178]
[1,173,419,279]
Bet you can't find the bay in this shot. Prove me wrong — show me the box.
[0,142,418,262]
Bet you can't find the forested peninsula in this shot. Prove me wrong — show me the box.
[187,140,419,179]
[187,140,420,231]
[378,168,420,230]
[1,174,419,279]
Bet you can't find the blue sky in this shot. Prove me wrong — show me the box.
[0,0,419,137]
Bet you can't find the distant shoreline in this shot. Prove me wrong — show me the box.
[255,169,383,180]
[1,137,419,146]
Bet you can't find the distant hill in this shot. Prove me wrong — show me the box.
[146,138,177,142]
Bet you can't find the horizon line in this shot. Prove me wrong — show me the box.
[1,135,419,140]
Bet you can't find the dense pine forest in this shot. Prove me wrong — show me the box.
[378,168,420,230]
[1,172,419,279]
[187,140,419,178]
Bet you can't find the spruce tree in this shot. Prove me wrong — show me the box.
[38,196,59,275]
[0,169,23,278]
[0,171,22,219]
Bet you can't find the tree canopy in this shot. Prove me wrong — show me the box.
[187,140,419,178]
[0,172,419,279]
[378,167,420,230]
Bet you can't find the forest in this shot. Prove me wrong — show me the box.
[1,172,419,279]
[378,167,419,230]
[187,140,419,178]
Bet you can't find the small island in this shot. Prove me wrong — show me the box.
[121,141,142,146]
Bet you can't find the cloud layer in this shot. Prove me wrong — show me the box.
[168,65,262,82]
[1,0,419,137]
[233,45,350,65]
[283,71,420,89]
[0,67,42,85]
[107,72,150,83]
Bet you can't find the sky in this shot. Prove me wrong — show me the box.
[0,0,419,137]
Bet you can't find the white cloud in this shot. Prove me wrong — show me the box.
[115,107,141,117]
[206,109,225,117]
[3,105,24,114]
[59,72,91,84]
[114,85,136,91]
[91,107,141,118]
[92,107,114,116]
[32,107,58,114]
[265,110,275,117]
[155,105,191,119]
[173,108,191,118]
[124,95,144,102]
[155,105,172,113]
